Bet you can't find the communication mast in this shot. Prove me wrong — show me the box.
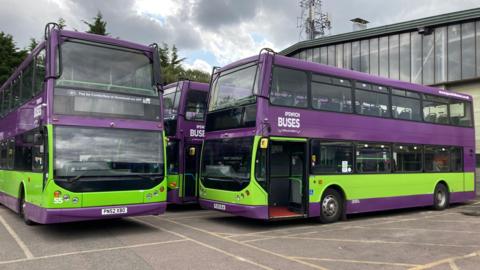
[297,0,331,40]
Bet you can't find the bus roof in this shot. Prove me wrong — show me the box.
[217,53,472,102]
[163,80,209,92]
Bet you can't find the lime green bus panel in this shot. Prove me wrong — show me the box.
[309,172,472,203]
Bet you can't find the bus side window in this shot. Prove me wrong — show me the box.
[7,139,15,170]
[32,132,44,172]
[255,146,267,189]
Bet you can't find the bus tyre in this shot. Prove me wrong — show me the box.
[318,188,343,224]
[19,190,35,226]
[433,183,449,211]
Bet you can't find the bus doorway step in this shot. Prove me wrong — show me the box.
[269,206,302,218]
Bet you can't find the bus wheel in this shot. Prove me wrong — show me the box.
[433,183,449,211]
[19,189,35,226]
[318,188,343,224]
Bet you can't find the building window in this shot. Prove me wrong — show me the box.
[313,48,321,63]
[311,141,354,174]
[328,45,336,66]
[356,143,391,173]
[391,89,421,121]
[369,38,379,76]
[311,74,352,113]
[355,82,390,118]
[379,36,389,77]
[352,41,360,71]
[411,32,422,84]
[422,33,434,85]
[399,33,410,82]
[336,44,343,68]
[320,46,328,64]
[270,67,308,108]
[477,21,480,77]
[389,34,399,80]
[343,42,352,69]
[360,39,369,73]
[435,27,447,83]
[393,145,422,172]
[423,95,449,124]
[461,22,475,79]
[448,24,461,81]
[424,146,449,172]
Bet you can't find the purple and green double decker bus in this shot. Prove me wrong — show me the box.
[0,24,167,224]
[163,81,209,204]
[199,50,475,223]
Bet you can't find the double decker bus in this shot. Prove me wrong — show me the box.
[163,81,208,204]
[0,24,166,224]
[199,50,475,222]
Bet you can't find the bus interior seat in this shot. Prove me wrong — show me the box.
[425,113,436,122]
[437,115,448,124]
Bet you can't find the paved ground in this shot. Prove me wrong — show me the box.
[2,199,480,270]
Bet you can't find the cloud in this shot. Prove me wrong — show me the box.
[183,59,212,73]
[0,0,479,70]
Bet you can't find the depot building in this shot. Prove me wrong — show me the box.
[280,8,480,160]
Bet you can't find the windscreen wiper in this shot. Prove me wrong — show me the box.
[67,173,86,183]
[137,174,163,182]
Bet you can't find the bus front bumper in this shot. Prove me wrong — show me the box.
[199,199,268,220]
[25,202,167,224]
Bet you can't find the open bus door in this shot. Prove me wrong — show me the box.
[183,144,200,201]
[267,139,308,219]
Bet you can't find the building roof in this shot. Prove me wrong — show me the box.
[280,7,480,56]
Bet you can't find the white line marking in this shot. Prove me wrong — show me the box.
[133,218,274,270]
[0,239,187,265]
[0,215,34,259]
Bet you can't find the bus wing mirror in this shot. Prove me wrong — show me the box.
[189,147,196,156]
[260,138,268,149]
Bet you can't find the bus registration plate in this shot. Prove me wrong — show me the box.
[101,207,128,215]
[213,203,226,211]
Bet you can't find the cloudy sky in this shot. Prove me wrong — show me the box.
[1,0,479,72]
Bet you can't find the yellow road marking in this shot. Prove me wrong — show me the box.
[351,225,480,235]
[285,236,480,248]
[292,256,419,267]
[0,215,34,259]
[408,252,478,270]
[0,239,187,265]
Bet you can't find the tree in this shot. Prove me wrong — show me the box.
[28,38,38,53]
[58,17,66,29]
[158,43,186,84]
[181,68,210,83]
[157,43,210,84]
[83,11,108,36]
[0,32,28,86]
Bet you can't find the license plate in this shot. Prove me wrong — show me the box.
[213,203,226,211]
[101,207,128,215]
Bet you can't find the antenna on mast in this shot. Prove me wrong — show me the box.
[297,0,331,40]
